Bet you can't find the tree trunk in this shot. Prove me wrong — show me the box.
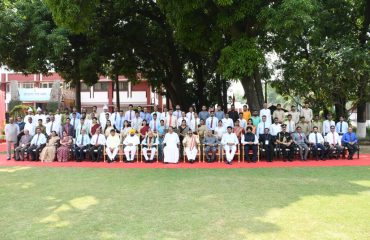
[75,79,81,112]
[240,75,260,112]
[114,74,120,110]
[216,74,223,108]
[222,77,228,111]
[253,68,265,108]
[194,61,206,110]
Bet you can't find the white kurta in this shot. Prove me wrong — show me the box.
[163,132,180,163]
[123,134,140,161]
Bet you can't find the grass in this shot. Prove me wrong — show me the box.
[0,166,370,240]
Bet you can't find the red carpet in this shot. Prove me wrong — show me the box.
[1,154,369,169]
[1,143,369,169]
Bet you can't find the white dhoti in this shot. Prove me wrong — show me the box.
[163,145,179,163]
[124,146,137,161]
[106,147,119,161]
[143,147,156,160]
[185,148,198,160]
[224,145,236,162]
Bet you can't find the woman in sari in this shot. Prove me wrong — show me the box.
[120,120,132,143]
[139,120,150,141]
[90,117,101,136]
[57,131,73,162]
[104,120,114,137]
[233,120,245,142]
[39,131,60,162]
[247,118,256,134]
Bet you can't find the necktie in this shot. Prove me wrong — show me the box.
[211,117,213,128]
[169,116,172,127]
[115,113,117,121]
[51,121,54,132]
[263,122,265,131]
[36,134,39,145]
[315,133,318,144]
[333,134,335,145]
[154,120,157,131]
[81,135,84,145]
[289,122,291,132]
[119,118,122,129]
[340,122,342,133]
[190,113,192,121]
[80,124,83,134]
[130,111,132,120]
[299,133,302,140]
[73,118,76,127]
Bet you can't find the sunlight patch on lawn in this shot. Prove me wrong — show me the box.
[69,196,98,210]
[0,166,31,172]
[351,180,370,187]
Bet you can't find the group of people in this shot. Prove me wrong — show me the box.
[4,102,359,164]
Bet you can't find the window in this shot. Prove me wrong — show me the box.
[94,82,108,91]
[113,81,128,91]
[40,82,53,88]
[19,83,34,88]
[81,83,90,91]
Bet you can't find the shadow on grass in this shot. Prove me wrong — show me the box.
[0,167,369,239]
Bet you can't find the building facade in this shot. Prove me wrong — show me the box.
[0,72,164,112]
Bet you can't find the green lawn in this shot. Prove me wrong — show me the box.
[0,166,369,240]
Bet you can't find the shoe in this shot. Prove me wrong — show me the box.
[6,157,10,160]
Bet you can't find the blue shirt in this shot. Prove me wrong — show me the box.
[341,132,358,144]
[17,121,26,131]
[115,116,125,130]
[69,112,81,120]
[140,112,152,123]
[76,134,91,146]
[215,111,225,121]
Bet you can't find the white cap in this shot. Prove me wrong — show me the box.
[27,107,33,112]
[103,105,108,110]
[37,107,42,112]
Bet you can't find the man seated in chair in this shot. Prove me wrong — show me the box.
[123,129,140,162]
[74,128,90,162]
[183,131,200,163]
[106,129,120,163]
[141,131,159,163]
[308,126,325,160]
[163,126,180,164]
[276,124,294,162]
[259,128,275,162]
[326,125,343,159]
[221,126,239,165]
[89,127,106,162]
[203,130,219,163]
[292,126,309,161]
[341,127,358,160]
[15,129,32,161]
[241,126,258,163]
[28,127,47,161]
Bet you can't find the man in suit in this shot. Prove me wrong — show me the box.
[259,128,275,162]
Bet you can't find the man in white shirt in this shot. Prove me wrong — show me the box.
[110,106,120,125]
[54,109,62,125]
[74,129,91,162]
[326,125,343,159]
[183,131,200,163]
[238,113,247,129]
[300,102,313,124]
[221,126,239,164]
[260,103,272,124]
[287,105,300,124]
[166,109,178,130]
[151,105,162,120]
[27,127,47,161]
[186,107,195,122]
[173,105,182,119]
[177,112,189,128]
[88,127,106,162]
[141,131,159,162]
[308,126,325,160]
[284,114,296,134]
[257,115,271,137]
[5,117,19,160]
[206,111,218,132]
[70,112,79,129]
[24,117,36,136]
[100,105,111,129]
[123,129,140,162]
[269,118,282,137]
[189,112,200,132]
[160,107,168,122]
[75,118,90,138]
[45,114,61,137]
[24,107,35,123]
[335,116,349,136]
[34,107,46,124]
[149,113,161,132]
[105,129,120,163]
[131,111,143,132]
[322,114,335,136]
[125,104,135,123]
[163,126,180,163]
[222,113,234,130]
